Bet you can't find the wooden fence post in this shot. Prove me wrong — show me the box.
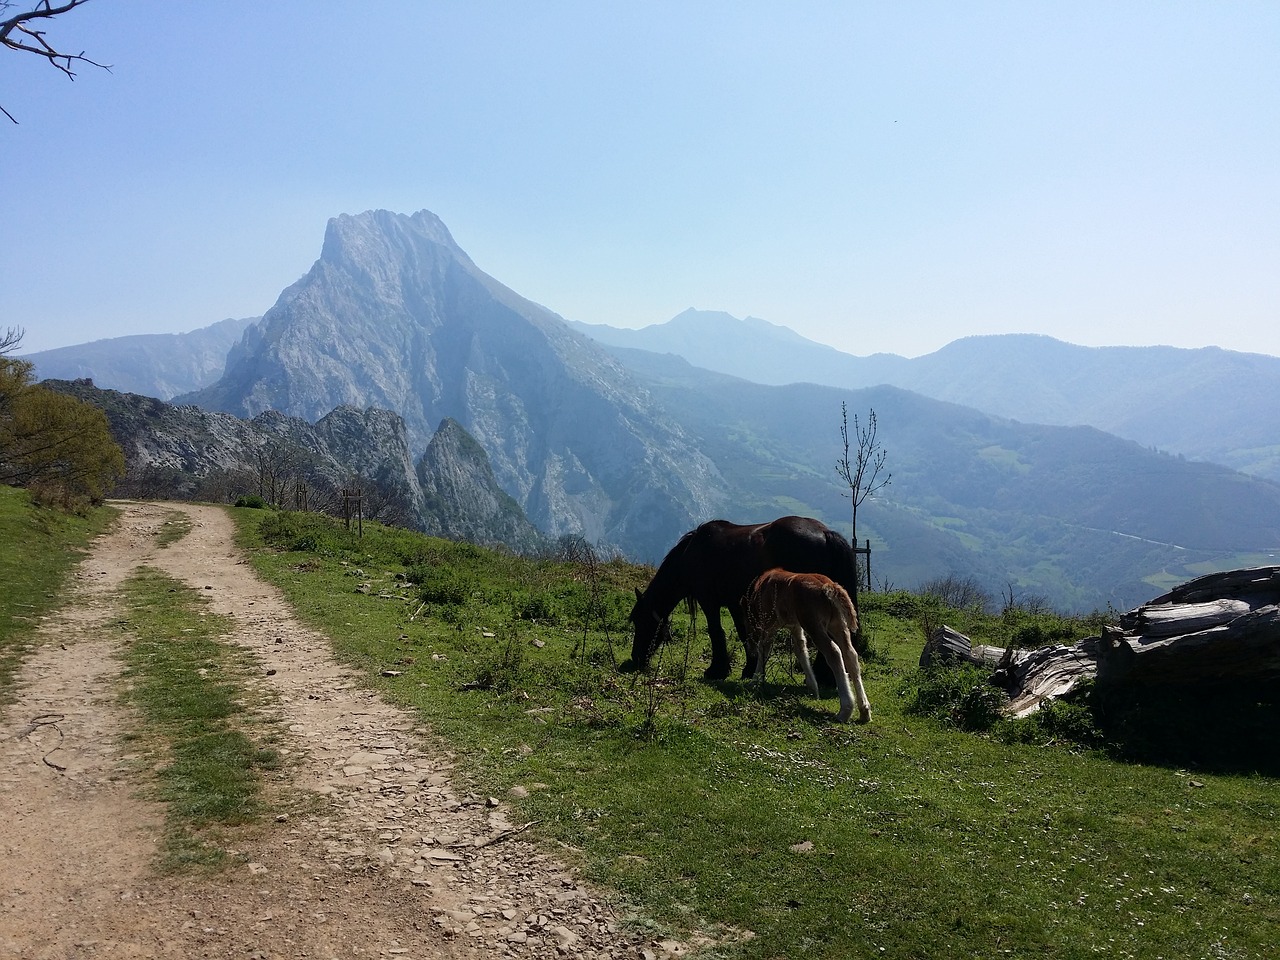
[852,539,873,592]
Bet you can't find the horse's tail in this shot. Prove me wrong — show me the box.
[822,528,860,600]
[820,579,859,636]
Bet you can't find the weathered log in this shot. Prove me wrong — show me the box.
[1122,598,1251,638]
[915,565,1280,718]
[997,639,1099,718]
[1098,603,1280,685]
[1130,566,1280,609]
[919,626,1005,669]
[920,627,1098,718]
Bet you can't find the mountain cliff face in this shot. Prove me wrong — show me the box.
[182,210,725,558]
[26,318,256,400]
[418,417,545,553]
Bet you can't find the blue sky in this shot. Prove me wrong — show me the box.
[4,2,1278,358]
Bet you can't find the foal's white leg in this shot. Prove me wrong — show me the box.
[839,637,872,724]
[792,627,821,697]
[821,638,858,723]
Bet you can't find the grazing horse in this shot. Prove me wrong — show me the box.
[628,516,860,680]
[744,568,871,724]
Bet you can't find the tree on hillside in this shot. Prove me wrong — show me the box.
[0,327,32,414]
[0,327,124,505]
[835,402,891,605]
[2,0,108,123]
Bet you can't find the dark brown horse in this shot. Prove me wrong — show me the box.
[628,516,860,680]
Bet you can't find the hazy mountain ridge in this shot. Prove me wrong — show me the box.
[579,315,1280,483]
[25,317,257,400]
[569,309,910,388]
[180,210,726,559]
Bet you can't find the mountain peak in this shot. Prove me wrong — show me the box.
[319,209,468,270]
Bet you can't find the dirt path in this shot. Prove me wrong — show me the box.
[0,502,674,960]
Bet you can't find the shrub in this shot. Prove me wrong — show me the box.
[412,564,470,607]
[256,510,349,555]
[997,688,1105,749]
[862,590,926,620]
[234,494,267,509]
[903,664,1007,731]
[919,574,993,612]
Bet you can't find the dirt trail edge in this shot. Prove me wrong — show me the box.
[0,502,684,960]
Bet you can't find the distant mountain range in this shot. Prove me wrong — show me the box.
[572,310,1280,484]
[27,209,1280,611]
[25,317,256,400]
[607,347,1280,610]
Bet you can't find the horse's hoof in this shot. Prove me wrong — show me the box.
[857,709,872,725]
[703,664,731,681]
[835,708,853,723]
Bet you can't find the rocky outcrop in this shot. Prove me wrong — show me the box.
[42,379,543,548]
[180,209,726,559]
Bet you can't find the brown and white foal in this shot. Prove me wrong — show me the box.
[743,568,871,724]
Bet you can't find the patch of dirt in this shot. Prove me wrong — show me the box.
[0,502,685,960]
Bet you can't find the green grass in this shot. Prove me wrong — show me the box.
[0,485,116,708]
[117,566,284,871]
[232,508,1280,959]
[154,509,193,547]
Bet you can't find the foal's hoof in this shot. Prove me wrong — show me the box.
[857,708,872,725]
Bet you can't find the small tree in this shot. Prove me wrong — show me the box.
[835,402,891,604]
[2,0,109,123]
[0,328,124,504]
[0,327,32,416]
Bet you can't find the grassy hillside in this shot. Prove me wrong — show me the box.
[232,506,1280,960]
[615,348,1280,612]
[0,486,116,706]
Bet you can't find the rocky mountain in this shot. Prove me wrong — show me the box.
[43,379,543,551]
[180,209,725,559]
[26,317,256,400]
[576,313,1280,483]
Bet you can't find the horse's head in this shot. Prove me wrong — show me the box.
[627,586,671,670]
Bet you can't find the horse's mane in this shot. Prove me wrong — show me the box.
[662,528,698,565]
[638,527,699,616]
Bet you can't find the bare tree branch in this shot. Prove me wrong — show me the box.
[835,402,891,606]
[2,0,109,123]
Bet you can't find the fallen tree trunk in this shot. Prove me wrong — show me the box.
[920,628,1099,718]
[918,625,1006,669]
[1099,606,1280,685]
[918,565,1280,718]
